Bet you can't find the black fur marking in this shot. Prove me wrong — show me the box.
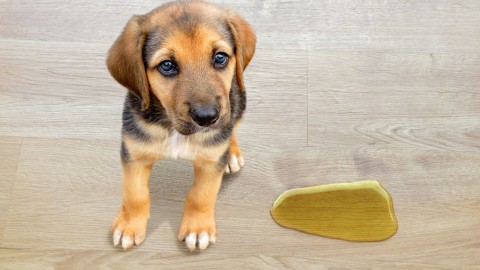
[217,147,230,170]
[217,20,235,48]
[120,141,130,163]
[136,93,172,127]
[175,10,199,31]
[122,98,150,141]
[172,6,221,36]
[229,75,247,122]
[142,27,166,66]
[122,92,172,141]
[205,125,233,146]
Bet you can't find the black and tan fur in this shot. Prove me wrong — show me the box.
[106,0,255,251]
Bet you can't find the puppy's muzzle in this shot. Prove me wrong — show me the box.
[189,105,220,127]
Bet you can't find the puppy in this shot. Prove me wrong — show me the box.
[106,0,256,251]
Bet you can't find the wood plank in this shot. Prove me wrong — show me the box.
[0,39,123,139]
[2,138,122,249]
[0,137,22,246]
[0,0,148,44]
[2,1,479,52]
[2,248,477,270]
[241,47,308,148]
[307,51,480,149]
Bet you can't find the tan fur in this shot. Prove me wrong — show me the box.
[123,130,229,162]
[112,160,154,248]
[145,26,236,129]
[106,16,151,110]
[229,132,241,158]
[178,159,224,242]
[107,0,255,251]
[226,11,256,91]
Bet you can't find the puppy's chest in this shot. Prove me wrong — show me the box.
[129,128,225,162]
[161,131,199,160]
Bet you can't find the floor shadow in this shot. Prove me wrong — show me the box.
[147,160,242,251]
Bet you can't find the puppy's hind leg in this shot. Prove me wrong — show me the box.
[225,131,244,174]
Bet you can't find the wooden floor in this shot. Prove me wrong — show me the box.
[1,0,479,269]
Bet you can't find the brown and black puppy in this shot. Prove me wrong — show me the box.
[106,0,255,251]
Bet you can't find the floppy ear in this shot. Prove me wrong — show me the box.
[107,15,150,110]
[226,12,256,91]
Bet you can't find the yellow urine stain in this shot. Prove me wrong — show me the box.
[271,180,398,242]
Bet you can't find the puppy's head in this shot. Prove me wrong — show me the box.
[107,1,256,135]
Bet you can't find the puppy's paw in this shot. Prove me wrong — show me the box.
[112,208,148,250]
[225,149,244,174]
[178,211,217,252]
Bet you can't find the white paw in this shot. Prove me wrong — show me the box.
[179,231,216,252]
[113,229,145,250]
[225,154,244,174]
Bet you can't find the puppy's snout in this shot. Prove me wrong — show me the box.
[189,106,219,127]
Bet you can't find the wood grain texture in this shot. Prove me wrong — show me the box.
[0,137,22,245]
[1,0,479,269]
[307,51,480,149]
[4,0,478,51]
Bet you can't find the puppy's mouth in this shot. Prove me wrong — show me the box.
[173,116,229,136]
[173,120,198,135]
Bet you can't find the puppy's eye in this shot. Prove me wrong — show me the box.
[213,52,229,69]
[158,60,177,77]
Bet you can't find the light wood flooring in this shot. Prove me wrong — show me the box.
[1,0,479,269]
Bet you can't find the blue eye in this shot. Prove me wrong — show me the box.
[158,61,177,77]
[213,52,228,69]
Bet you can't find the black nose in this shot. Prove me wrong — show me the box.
[189,106,219,127]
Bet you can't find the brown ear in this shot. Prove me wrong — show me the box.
[226,12,256,91]
[106,15,150,110]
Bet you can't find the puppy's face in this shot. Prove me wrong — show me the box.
[107,1,256,135]
[145,22,236,135]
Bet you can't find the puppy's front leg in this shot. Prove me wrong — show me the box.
[178,159,224,251]
[112,160,154,250]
